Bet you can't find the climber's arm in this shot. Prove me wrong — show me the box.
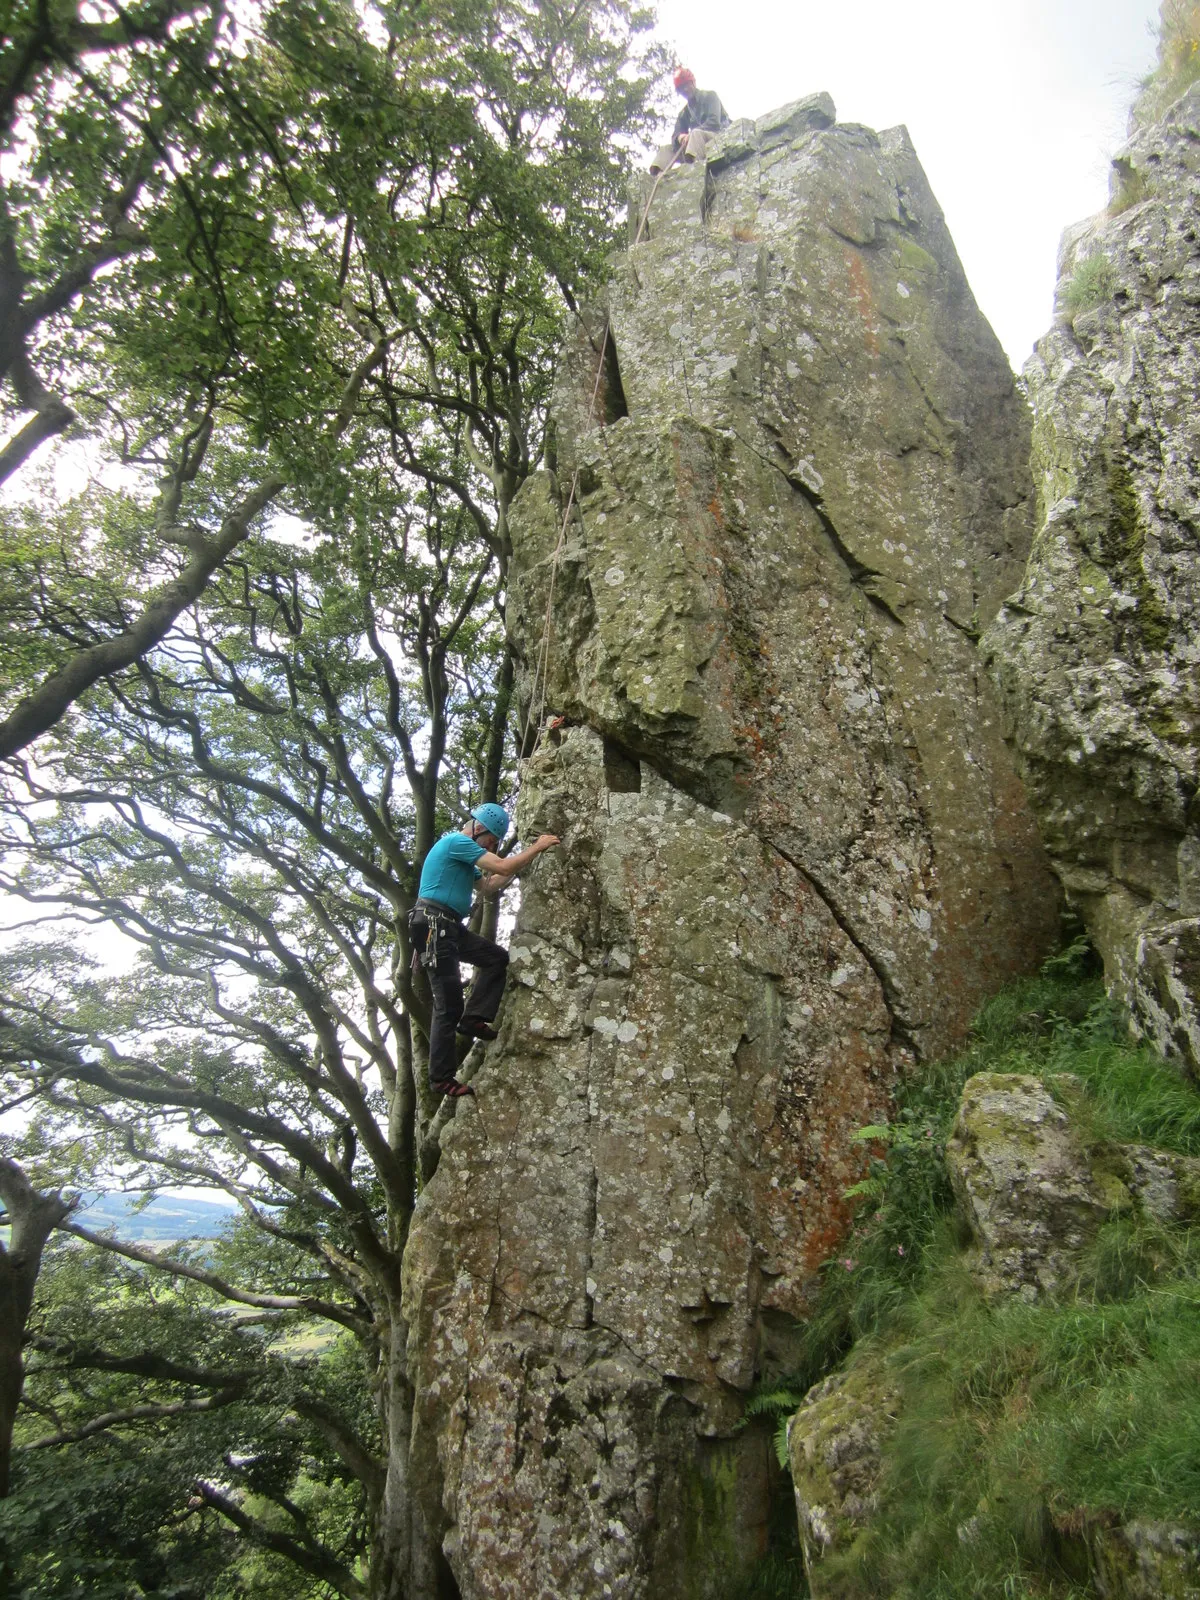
[476,834,560,889]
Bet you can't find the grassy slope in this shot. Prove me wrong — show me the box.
[747,948,1200,1600]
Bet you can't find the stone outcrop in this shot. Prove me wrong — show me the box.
[404,95,1058,1599]
[1089,1519,1200,1600]
[946,1071,1200,1299]
[791,1068,1200,1599]
[983,83,1200,1075]
[787,1364,898,1593]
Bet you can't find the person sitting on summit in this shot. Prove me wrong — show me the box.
[410,803,560,1100]
[650,67,730,174]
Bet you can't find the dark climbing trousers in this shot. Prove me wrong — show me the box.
[412,903,509,1089]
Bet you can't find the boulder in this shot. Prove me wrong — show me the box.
[946,1071,1200,1298]
[982,83,1200,1075]
[947,1072,1125,1300]
[1091,1519,1200,1600]
[787,1362,899,1596]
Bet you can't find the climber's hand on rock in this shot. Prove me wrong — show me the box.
[535,834,561,853]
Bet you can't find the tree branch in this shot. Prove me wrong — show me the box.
[195,1479,368,1600]
[24,1391,240,1449]
[58,1221,369,1335]
[0,473,286,760]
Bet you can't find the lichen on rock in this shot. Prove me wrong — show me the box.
[787,1362,899,1594]
[945,1070,1200,1300]
[983,82,1200,1075]
[405,94,1060,1599]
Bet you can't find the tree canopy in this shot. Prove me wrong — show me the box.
[0,0,665,1591]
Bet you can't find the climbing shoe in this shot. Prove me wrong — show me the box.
[433,1080,476,1099]
[457,1018,499,1042]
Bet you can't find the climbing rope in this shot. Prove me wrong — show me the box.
[522,146,684,764]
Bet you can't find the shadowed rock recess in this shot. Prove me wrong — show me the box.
[984,83,1200,1075]
[403,95,1059,1599]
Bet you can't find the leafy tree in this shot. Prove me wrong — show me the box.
[3,1232,376,1597]
[0,0,667,1592]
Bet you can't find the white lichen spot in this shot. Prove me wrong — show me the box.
[604,566,625,587]
[593,1016,620,1038]
[661,1065,675,1081]
[586,1276,598,1297]
[830,966,855,987]
[609,949,632,970]
[716,1107,732,1134]
[617,1020,640,1043]
[658,1245,674,1265]
[792,457,824,494]
[529,1017,547,1033]
[897,281,911,298]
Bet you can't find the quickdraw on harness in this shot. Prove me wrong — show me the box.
[408,903,456,977]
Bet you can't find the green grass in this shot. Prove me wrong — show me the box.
[1133,0,1200,127]
[1108,167,1156,217]
[1062,256,1118,322]
[755,945,1200,1599]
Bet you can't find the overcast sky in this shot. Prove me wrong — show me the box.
[648,0,1162,369]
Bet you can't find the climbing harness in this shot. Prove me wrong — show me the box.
[408,900,457,976]
[522,146,684,764]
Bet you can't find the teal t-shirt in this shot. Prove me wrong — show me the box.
[418,831,486,916]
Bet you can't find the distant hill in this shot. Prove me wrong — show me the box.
[74,1192,239,1242]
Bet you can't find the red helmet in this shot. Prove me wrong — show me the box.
[673,66,696,92]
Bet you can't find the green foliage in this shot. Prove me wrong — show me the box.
[2,1238,373,1598]
[0,3,667,1588]
[824,1227,1200,1599]
[764,946,1200,1600]
[1062,255,1118,321]
[1133,0,1200,127]
[1108,165,1156,216]
[729,1550,809,1599]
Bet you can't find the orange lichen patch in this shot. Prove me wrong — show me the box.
[732,224,758,243]
[844,248,880,357]
[708,494,724,527]
[800,1210,854,1275]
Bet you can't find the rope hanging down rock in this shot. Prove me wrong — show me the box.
[522,146,684,763]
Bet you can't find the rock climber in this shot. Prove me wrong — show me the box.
[410,803,561,1099]
[649,67,730,175]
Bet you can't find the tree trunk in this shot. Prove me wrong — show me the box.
[371,1292,455,1600]
[0,1160,71,1496]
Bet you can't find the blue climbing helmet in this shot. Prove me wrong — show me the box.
[470,803,510,840]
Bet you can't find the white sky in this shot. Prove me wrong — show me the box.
[649,0,1162,368]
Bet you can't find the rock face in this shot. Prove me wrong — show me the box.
[404,96,1058,1599]
[982,83,1200,1075]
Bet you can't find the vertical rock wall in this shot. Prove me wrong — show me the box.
[983,84,1200,1072]
[404,96,1058,1600]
